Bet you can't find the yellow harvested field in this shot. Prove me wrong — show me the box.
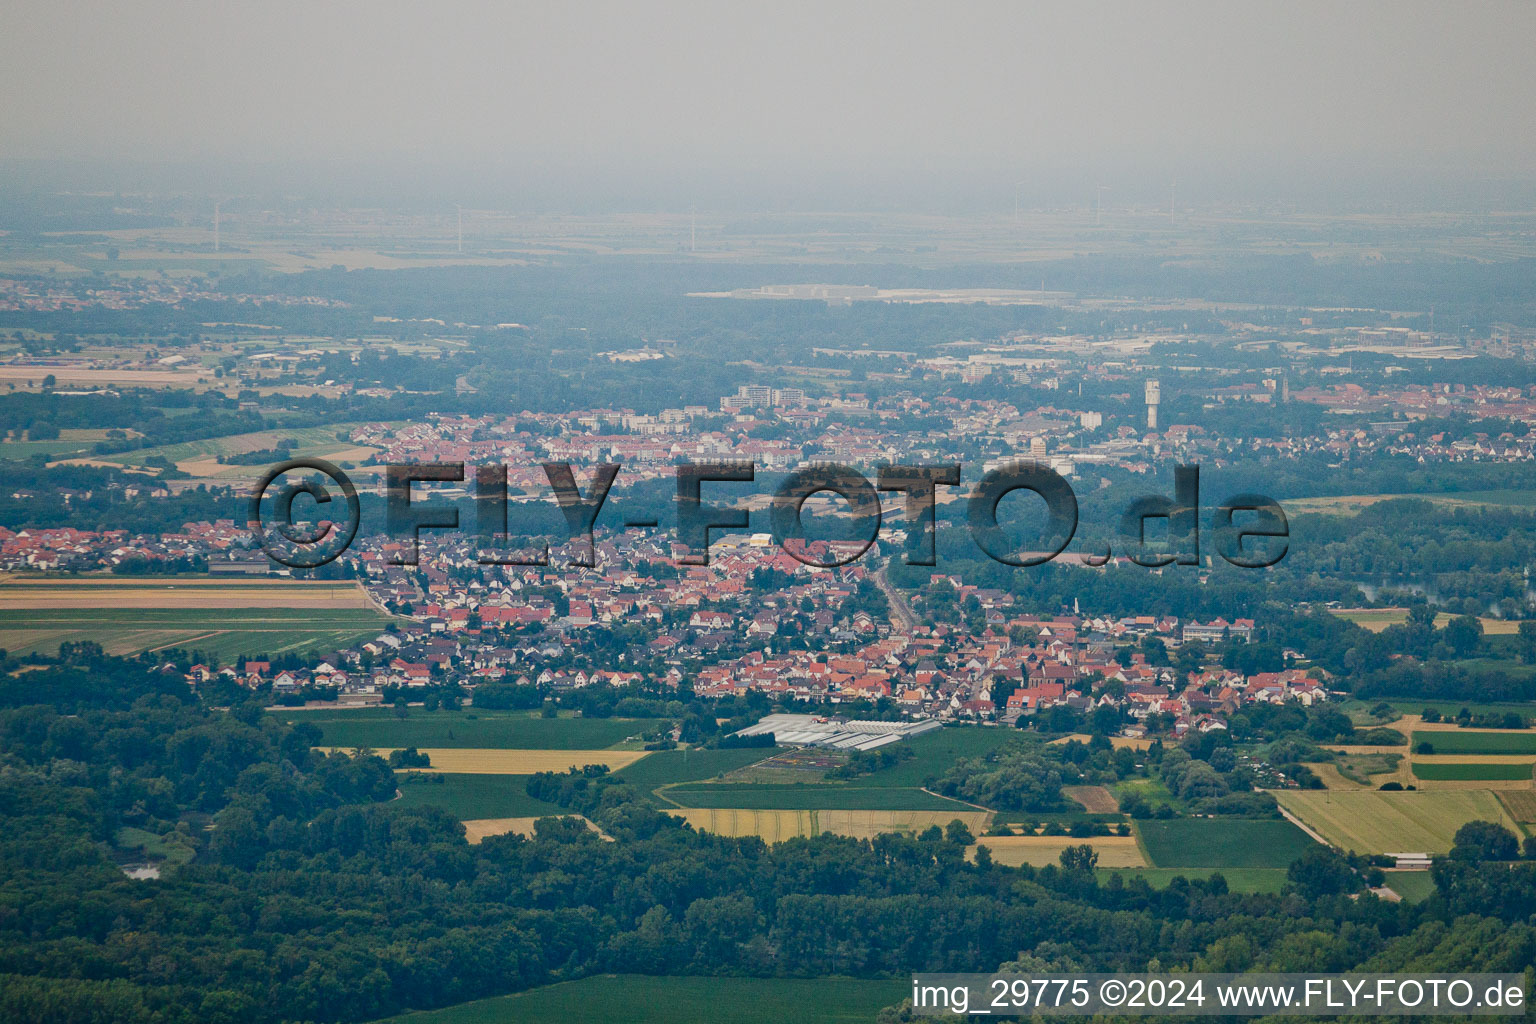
[1063,785,1120,813]
[1333,609,1520,635]
[325,748,650,774]
[463,817,543,843]
[1410,777,1534,792]
[1276,790,1521,855]
[462,816,607,843]
[0,365,210,388]
[971,835,1147,868]
[668,808,991,843]
[0,579,374,610]
[178,445,378,479]
[1051,734,1155,751]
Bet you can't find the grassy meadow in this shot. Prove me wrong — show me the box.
[1275,789,1521,854]
[1411,762,1534,781]
[394,774,565,820]
[616,747,785,797]
[1137,818,1319,869]
[376,975,907,1024]
[1411,731,1536,755]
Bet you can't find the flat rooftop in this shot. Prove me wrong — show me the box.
[732,713,941,752]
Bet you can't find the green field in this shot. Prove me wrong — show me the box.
[394,774,564,819]
[1385,871,1437,903]
[284,709,658,749]
[1137,818,1319,869]
[1275,789,1522,855]
[1114,778,1175,802]
[852,726,1029,788]
[0,438,102,461]
[377,975,908,1024]
[113,826,196,866]
[1411,762,1534,781]
[0,606,387,660]
[617,747,784,797]
[1358,699,1536,721]
[1411,731,1536,755]
[1095,868,1289,894]
[661,782,973,811]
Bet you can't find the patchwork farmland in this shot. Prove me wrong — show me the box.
[972,835,1146,868]
[0,577,390,659]
[327,748,650,774]
[1274,790,1522,855]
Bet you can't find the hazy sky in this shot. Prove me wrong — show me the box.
[4,1,1533,205]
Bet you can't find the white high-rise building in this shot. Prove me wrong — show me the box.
[1145,379,1161,430]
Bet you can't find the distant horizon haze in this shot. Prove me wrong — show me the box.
[2,1,1533,212]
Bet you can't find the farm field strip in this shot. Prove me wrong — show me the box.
[1288,490,1536,516]
[660,783,973,811]
[0,578,387,657]
[461,817,606,844]
[376,975,909,1024]
[1413,755,1536,765]
[846,726,1029,788]
[1332,609,1522,635]
[1411,762,1533,781]
[668,807,990,842]
[299,710,656,749]
[462,817,544,843]
[393,773,565,819]
[1062,785,1120,812]
[0,576,358,588]
[1136,818,1319,869]
[1411,731,1536,755]
[1497,791,1536,822]
[95,422,383,470]
[616,748,784,795]
[1275,790,1521,854]
[1050,733,1156,750]
[320,748,650,774]
[1094,868,1289,894]
[0,579,375,610]
[0,609,384,625]
[0,614,386,659]
[973,835,1146,868]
